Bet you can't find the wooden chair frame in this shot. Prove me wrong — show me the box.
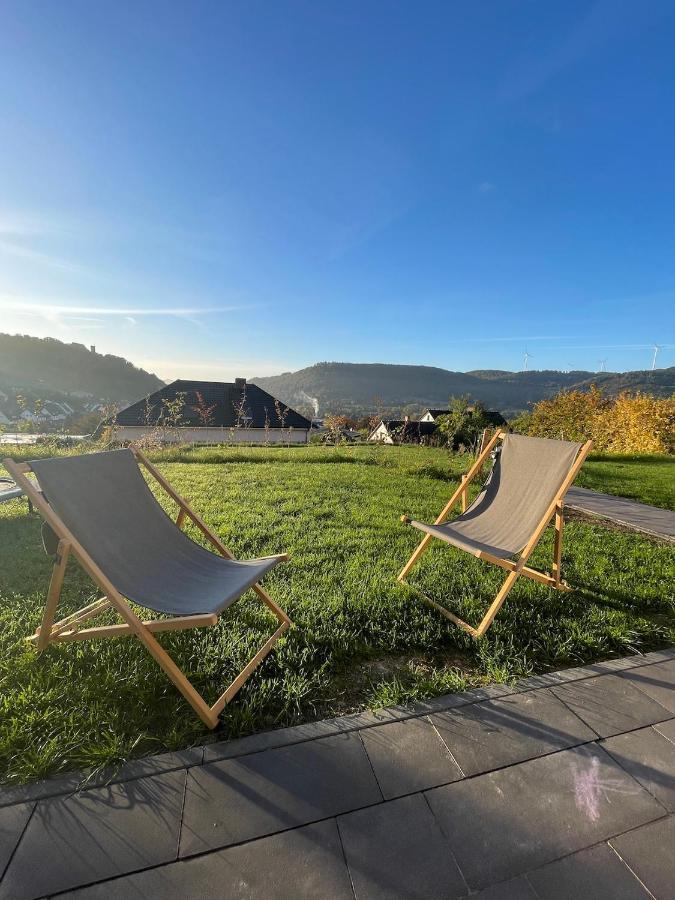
[3,449,292,729]
[398,431,593,639]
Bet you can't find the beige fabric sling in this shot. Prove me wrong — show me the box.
[408,434,582,558]
[398,431,592,638]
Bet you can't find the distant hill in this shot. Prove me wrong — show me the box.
[0,333,164,404]
[252,362,675,418]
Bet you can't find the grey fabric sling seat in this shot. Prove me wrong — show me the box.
[398,431,593,638]
[407,434,582,560]
[31,450,282,616]
[4,448,292,728]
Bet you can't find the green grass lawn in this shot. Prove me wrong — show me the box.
[578,454,675,510]
[1,443,673,784]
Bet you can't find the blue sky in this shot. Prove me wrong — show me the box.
[1,0,673,380]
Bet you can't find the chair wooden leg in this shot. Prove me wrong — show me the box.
[552,502,564,588]
[37,540,71,651]
[397,533,434,581]
[475,570,520,637]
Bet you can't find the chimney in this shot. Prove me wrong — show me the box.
[234,377,246,388]
[90,345,96,354]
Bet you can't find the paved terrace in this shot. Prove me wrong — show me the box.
[1,648,674,898]
[566,486,675,542]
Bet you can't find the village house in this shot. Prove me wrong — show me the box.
[111,378,312,444]
[368,418,438,445]
[420,406,507,426]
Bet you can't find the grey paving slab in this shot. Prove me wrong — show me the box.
[602,726,675,812]
[610,815,675,900]
[620,659,675,714]
[431,688,595,777]
[643,646,675,663]
[58,819,354,899]
[180,731,382,857]
[338,793,467,899]
[551,674,673,738]
[473,878,537,899]
[202,696,475,765]
[0,748,202,809]
[0,771,85,810]
[566,485,675,540]
[0,770,185,900]
[360,716,463,799]
[654,717,675,744]
[424,744,664,891]
[526,842,649,899]
[0,802,32,879]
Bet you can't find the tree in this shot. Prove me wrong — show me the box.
[435,397,494,451]
[324,414,349,444]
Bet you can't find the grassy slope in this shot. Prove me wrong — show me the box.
[0,444,673,783]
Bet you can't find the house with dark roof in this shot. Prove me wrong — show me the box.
[112,378,312,444]
[368,418,438,445]
[420,406,506,426]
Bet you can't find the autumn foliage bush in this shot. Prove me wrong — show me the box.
[512,386,675,454]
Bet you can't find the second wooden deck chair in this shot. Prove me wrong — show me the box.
[398,431,593,638]
[4,449,292,728]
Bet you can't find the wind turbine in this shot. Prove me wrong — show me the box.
[651,344,662,370]
[597,358,608,373]
[523,349,533,371]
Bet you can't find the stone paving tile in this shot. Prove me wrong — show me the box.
[424,743,664,891]
[0,802,32,879]
[654,718,675,744]
[610,815,675,900]
[525,842,650,899]
[360,716,463,799]
[201,696,476,765]
[338,793,467,899]
[472,877,537,899]
[602,726,675,812]
[0,749,202,810]
[57,819,354,899]
[620,659,675,714]
[0,770,185,900]
[180,731,382,857]
[430,689,595,777]
[551,674,673,738]
[566,486,675,540]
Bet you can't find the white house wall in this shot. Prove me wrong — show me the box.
[368,424,393,444]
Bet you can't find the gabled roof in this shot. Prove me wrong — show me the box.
[423,407,507,426]
[376,420,438,438]
[115,380,311,430]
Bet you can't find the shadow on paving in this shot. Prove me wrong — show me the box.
[1,666,673,898]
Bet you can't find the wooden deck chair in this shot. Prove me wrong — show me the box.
[398,431,593,638]
[3,448,292,728]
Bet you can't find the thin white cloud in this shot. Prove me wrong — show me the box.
[0,239,85,274]
[0,298,246,318]
[478,181,495,194]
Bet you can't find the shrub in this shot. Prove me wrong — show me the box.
[518,387,674,453]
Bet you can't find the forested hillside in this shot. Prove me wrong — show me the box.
[253,362,675,417]
[0,333,163,403]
